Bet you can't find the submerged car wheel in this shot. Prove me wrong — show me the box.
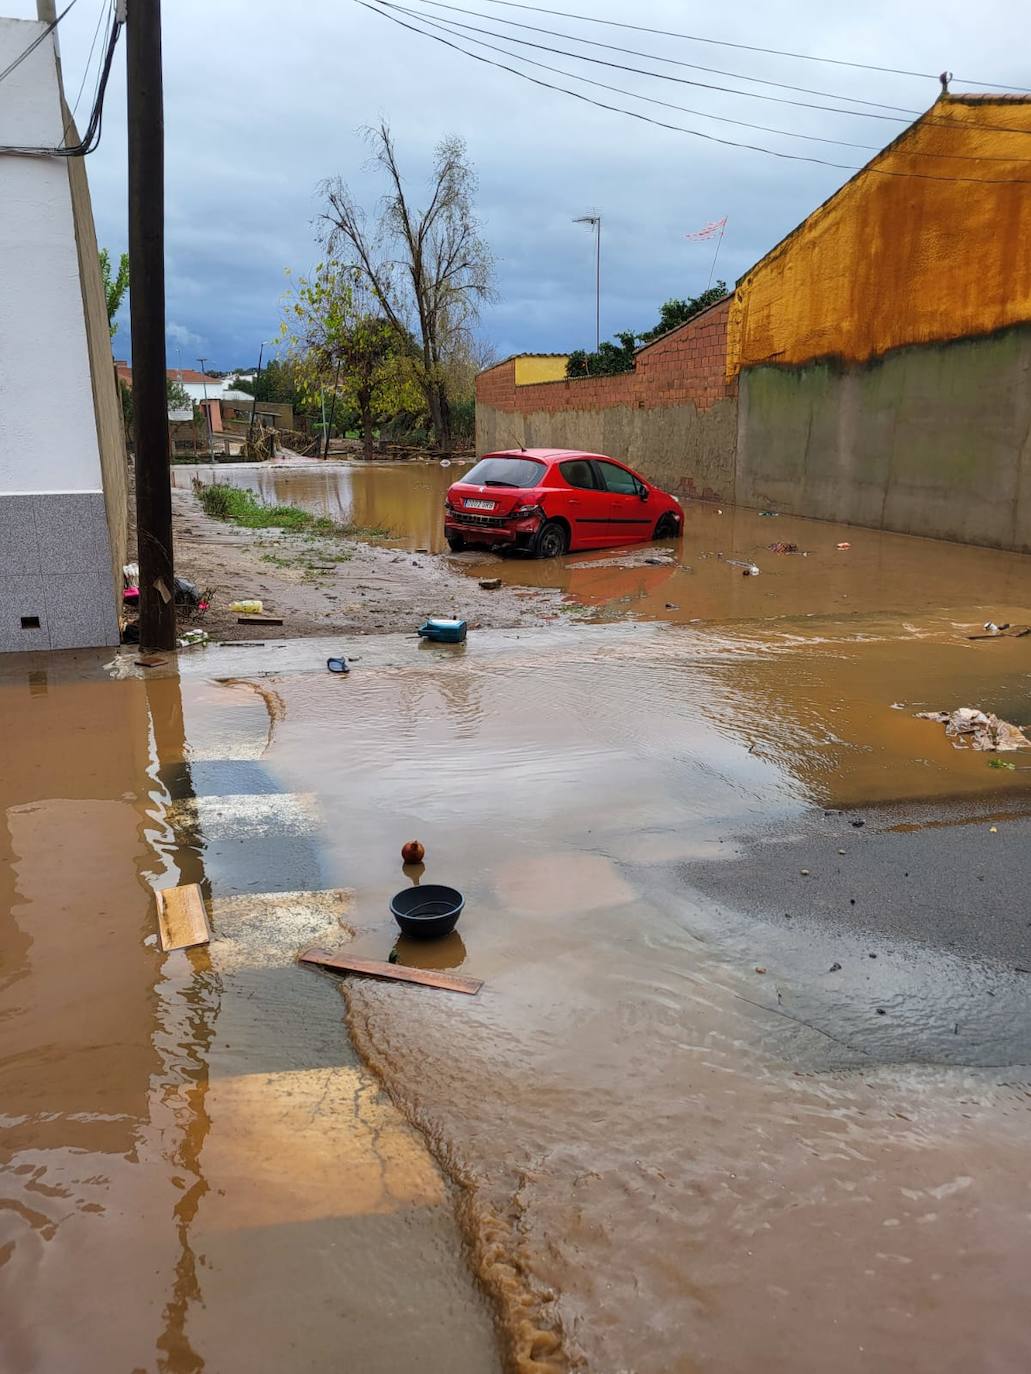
[654,513,680,539]
[534,520,569,559]
[446,532,466,552]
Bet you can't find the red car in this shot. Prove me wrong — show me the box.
[444,449,683,557]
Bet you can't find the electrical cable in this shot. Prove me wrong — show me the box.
[0,0,79,85]
[62,0,113,141]
[381,0,1031,139]
[359,1,1031,184]
[0,10,121,157]
[405,0,925,114]
[394,1,1027,162]
[459,0,1030,93]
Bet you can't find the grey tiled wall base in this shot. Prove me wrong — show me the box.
[0,492,119,652]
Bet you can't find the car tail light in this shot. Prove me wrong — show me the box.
[510,503,543,519]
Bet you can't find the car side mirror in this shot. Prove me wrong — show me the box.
[639,486,649,501]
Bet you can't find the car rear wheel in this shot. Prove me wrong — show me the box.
[534,521,569,559]
[654,513,680,539]
[446,532,466,552]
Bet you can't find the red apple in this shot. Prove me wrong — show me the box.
[401,840,425,865]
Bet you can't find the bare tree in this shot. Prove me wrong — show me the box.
[320,122,493,455]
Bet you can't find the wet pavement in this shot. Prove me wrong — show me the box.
[4,475,1031,1371]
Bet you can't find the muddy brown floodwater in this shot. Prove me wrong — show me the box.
[4,469,1031,1373]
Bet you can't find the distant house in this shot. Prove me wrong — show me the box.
[115,362,219,406]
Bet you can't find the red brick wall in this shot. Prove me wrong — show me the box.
[476,296,735,417]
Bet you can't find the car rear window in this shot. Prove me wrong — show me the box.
[463,457,547,488]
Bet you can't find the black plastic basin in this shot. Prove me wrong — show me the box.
[389,884,464,939]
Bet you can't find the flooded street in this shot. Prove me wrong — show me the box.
[4,469,1031,1371]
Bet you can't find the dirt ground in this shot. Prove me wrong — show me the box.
[149,484,565,641]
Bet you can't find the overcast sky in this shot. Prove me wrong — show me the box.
[12,0,1029,368]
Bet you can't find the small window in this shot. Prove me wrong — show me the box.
[559,459,597,490]
[596,461,640,495]
[20,615,41,630]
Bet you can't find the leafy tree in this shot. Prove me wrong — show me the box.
[319,122,493,455]
[166,378,191,411]
[283,260,423,460]
[566,331,638,378]
[564,284,730,379]
[119,376,193,432]
[637,282,728,344]
[99,248,129,338]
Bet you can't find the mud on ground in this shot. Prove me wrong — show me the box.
[161,484,564,641]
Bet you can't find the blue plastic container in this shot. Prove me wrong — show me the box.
[417,618,467,644]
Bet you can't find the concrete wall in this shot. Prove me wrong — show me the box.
[737,325,1031,551]
[0,18,119,652]
[476,298,738,501]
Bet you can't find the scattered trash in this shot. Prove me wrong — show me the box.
[123,585,140,603]
[768,542,798,554]
[915,706,1031,751]
[439,458,452,467]
[401,840,426,864]
[837,848,846,855]
[727,559,760,575]
[664,602,679,610]
[836,542,850,550]
[229,599,264,615]
[968,623,1029,640]
[155,883,211,953]
[300,946,481,995]
[716,509,723,515]
[890,702,905,710]
[418,617,468,643]
[984,621,1010,634]
[800,868,811,876]
[135,655,167,667]
[876,1007,886,1015]
[829,962,842,973]
[479,578,502,590]
[989,825,999,833]
[176,629,209,648]
[851,819,865,828]
[988,758,1017,770]
[174,576,201,608]
[326,656,350,674]
[754,966,767,974]
[238,614,283,626]
[759,510,779,517]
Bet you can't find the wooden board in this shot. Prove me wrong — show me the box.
[155,883,212,952]
[299,946,482,995]
[237,614,284,626]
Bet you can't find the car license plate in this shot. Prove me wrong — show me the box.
[465,499,495,510]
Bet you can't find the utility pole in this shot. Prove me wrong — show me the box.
[324,357,341,460]
[574,213,601,350]
[126,0,175,649]
[197,355,212,459]
[248,339,270,444]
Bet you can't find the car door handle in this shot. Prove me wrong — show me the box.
[568,498,580,506]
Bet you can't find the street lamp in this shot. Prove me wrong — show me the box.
[573,213,601,351]
[197,355,212,460]
[249,339,275,443]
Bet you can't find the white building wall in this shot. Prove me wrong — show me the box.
[0,17,118,651]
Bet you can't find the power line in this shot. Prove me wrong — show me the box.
[360,1,1031,184]
[395,2,1027,163]
[0,9,122,157]
[0,0,79,85]
[62,0,113,143]
[458,0,1030,94]
[404,0,918,114]
[381,0,1031,138]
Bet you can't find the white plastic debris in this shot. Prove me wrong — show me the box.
[915,707,1031,751]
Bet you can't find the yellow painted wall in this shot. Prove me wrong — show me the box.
[514,355,569,384]
[728,98,1031,376]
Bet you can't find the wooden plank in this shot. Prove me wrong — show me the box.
[299,946,482,995]
[237,614,284,626]
[155,883,211,952]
